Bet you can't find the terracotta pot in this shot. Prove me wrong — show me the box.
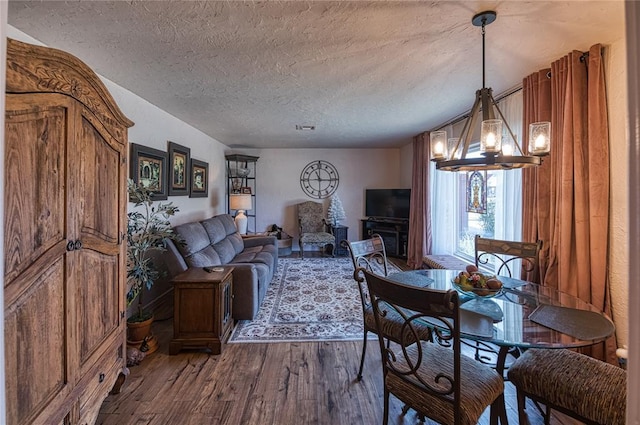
[127,315,154,343]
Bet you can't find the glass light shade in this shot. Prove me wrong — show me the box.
[480,119,502,154]
[430,130,448,160]
[528,121,551,155]
[501,134,514,156]
[229,193,252,211]
[448,138,461,159]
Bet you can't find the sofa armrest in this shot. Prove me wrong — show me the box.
[225,262,260,320]
[243,235,277,248]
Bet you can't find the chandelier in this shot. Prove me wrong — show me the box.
[430,11,551,172]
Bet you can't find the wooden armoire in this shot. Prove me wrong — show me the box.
[4,39,133,424]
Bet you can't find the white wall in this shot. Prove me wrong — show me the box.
[234,148,403,246]
[606,36,630,351]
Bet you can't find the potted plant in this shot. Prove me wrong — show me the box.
[126,179,180,353]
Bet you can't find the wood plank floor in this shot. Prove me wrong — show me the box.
[97,320,579,425]
[98,253,580,424]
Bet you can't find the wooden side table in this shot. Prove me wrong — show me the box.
[169,266,234,355]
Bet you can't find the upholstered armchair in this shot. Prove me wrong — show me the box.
[297,201,335,259]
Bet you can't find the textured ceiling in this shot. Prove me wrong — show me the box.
[7,1,625,149]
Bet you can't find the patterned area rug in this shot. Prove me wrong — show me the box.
[229,257,400,343]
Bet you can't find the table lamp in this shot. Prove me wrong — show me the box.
[229,194,252,234]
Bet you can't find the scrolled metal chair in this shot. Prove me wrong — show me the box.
[472,235,543,374]
[474,235,542,282]
[347,236,431,381]
[362,269,506,425]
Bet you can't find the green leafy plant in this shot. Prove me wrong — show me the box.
[126,179,180,322]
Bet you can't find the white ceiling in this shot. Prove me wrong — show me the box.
[7,1,625,149]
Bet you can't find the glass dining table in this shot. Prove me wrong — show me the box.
[386,268,616,376]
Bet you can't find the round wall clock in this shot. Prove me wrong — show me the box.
[300,160,340,199]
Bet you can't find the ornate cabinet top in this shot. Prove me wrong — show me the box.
[6,38,134,133]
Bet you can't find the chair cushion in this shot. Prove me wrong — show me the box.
[363,304,432,343]
[387,342,503,425]
[507,348,627,425]
[300,232,334,244]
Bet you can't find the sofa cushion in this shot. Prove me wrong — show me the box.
[172,222,223,267]
[213,238,236,264]
[227,232,245,255]
[174,222,209,255]
[233,249,274,266]
[201,216,227,244]
[185,246,222,267]
[203,215,245,258]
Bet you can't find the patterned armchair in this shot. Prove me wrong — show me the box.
[297,201,334,259]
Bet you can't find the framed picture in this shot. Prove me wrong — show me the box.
[168,141,190,196]
[241,186,252,194]
[189,159,209,198]
[130,143,168,200]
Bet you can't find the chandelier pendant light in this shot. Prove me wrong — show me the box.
[430,11,551,172]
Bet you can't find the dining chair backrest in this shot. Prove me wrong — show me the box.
[362,268,465,423]
[345,235,388,312]
[345,234,389,276]
[475,235,542,282]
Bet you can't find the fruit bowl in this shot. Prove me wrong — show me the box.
[452,280,502,299]
[452,266,503,299]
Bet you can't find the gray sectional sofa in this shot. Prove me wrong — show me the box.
[163,214,278,320]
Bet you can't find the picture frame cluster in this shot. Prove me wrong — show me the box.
[130,141,208,200]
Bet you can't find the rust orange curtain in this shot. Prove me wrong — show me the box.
[522,44,616,363]
[407,132,431,269]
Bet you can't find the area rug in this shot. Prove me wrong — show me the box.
[228,257,400,343]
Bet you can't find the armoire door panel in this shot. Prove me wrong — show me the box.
[77,250,119,365]
[4,259,69,425]
[4,100,69,286]
[78,113,123,246]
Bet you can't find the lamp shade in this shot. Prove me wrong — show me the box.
[430,130,448,160]
[528,122,551,155]
[229,193,252,211]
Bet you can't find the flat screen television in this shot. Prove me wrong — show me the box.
[365,189,411,221]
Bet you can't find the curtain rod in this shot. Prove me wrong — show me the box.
[546,51,590,78]
[432,84,523,131]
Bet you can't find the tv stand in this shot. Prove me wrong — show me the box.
[361,218,409,259]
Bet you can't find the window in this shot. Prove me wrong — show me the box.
[430,91,524,269]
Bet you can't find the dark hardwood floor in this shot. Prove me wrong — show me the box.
[98,252,579,424]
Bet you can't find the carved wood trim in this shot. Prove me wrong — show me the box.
[6,38,134,131]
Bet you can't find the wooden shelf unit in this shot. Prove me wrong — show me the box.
[226,154,259,233]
